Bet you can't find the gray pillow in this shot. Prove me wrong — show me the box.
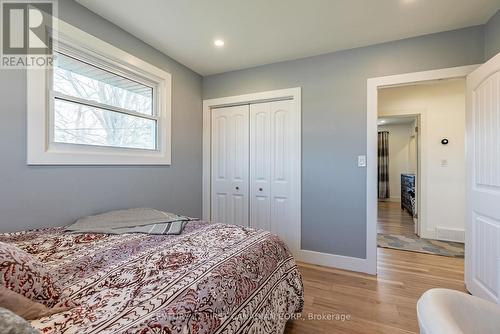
[0,307,39,334]
[65,208,191,232]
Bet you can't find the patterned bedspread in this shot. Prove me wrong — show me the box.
[0,222,303,334]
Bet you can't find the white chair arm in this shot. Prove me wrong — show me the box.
[417,288,500,334]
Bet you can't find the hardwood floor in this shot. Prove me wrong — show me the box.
[284,201,466,333]
[378,201,415,235]
[284,249,465,333]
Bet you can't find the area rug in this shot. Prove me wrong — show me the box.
[378,233,464,258]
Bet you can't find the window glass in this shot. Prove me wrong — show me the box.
[54,52,153,115]
[53,99,157,150]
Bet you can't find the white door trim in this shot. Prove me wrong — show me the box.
[202,87,302,254]
[367,64,479,275]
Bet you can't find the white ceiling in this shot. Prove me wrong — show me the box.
[76,0,500,76]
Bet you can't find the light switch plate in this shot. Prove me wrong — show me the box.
[358,155,367,168]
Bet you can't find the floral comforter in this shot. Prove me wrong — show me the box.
[0,222,303,334]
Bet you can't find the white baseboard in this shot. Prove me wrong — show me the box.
[421,227,465,243]
[420,229,435,240]
[298,250,376,275]
[435,226,465,243]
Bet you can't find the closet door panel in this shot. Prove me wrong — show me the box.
[270,100,293,238]
[213,113,229,183]
[231,193,247,226]
[211,109,230,224]
[211,105,249,226]
[253,196,271,230]
[231,112,249,193]
[250,103,272,230]
[271,197,290,240]
[215,193,229,223]
[230,106,250,227]
[249,100,294,243]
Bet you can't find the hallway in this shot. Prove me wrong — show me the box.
[377,201,464,258]
[378,201,414,236]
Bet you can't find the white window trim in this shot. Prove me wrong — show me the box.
[27,18,172,165]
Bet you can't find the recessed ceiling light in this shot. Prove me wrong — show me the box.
[214,39,225,47]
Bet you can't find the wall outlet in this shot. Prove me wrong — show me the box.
[358,155,367,168]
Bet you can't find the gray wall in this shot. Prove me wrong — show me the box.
[0,0,493,259]
[485,10,500,60]
[203,26,485,258]
[0,0,203,232]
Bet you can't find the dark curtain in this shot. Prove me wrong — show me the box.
[378,131,390,199]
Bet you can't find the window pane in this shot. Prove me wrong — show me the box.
[53,52,153,115]
[54,99,156,150]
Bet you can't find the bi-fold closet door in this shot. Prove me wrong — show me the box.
[211,100,293,243]
[211,105,249,227]
[249,100,292,240]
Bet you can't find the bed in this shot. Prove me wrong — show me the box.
[0,221,303,334]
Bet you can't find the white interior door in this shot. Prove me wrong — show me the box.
[211,105,249,226]
[249,100,294,245]
[466,52,500,303]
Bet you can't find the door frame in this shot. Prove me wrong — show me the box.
[367,65,479,274]
[202,87,302,255]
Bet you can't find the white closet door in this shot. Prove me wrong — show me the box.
[211,105,249,226]
[250,100,294,244]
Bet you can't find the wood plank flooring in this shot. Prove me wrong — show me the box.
[284,249,465,334]
[284,201,466,334]
[378,201,415,235]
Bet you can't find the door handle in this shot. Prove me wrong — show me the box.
[235,186,239,190]
[259,187,263,192]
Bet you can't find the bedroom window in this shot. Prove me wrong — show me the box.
[27,19,172,165]
[52,52,157,150]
